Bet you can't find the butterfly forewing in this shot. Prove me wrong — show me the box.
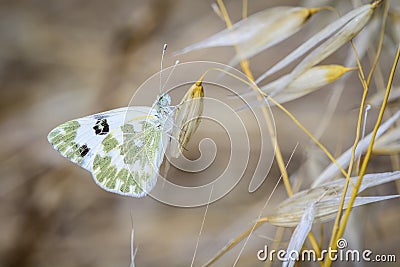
[48,105,173,197]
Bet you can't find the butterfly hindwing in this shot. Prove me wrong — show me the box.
[48,106,173,197]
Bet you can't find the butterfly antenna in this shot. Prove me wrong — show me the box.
[160,43,168,94]
[162,60,180,92]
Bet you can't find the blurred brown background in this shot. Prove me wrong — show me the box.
[0,0,399,266]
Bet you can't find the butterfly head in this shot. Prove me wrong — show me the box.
[157,93,171,108]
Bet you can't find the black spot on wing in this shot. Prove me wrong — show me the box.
[78,144,90,157]
[93,119,110,135]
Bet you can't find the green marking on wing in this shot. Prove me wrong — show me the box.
[121,124,136,134]
[90,120,164,196]
[102,134,119,153]
[92,153,145,195]
[48,120,85,164]
[93,154,117,186]
[48,129,61,139]
[116,168,129,192]
[122,121,162,166]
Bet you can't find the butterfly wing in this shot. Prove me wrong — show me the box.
[48,106,172,197]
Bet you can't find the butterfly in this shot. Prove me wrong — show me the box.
[47,94,174,197]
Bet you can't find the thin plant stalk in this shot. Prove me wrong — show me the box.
[325,76,369,257]
[324,46,400,267]
[216,0,293,196]
[366,0,390,86]
[212,2,325,264]
[366,1,400,192]
[326,3,391,261]
[265,227,285,267]
[242,0,248,20]
[202,218,268,267]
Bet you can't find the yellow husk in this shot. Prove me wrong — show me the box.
[169,81,204,158]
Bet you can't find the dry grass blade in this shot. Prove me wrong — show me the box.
[177,6,323,64]
[130,228,136,267]
[312,110,400,187]
[269,171,400,227]
[282,201,316,267]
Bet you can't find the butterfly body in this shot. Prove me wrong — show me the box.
[48,94,174,197]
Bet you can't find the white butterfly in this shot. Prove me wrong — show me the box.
[47,94,174,197]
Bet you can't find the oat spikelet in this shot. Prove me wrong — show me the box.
[177,6,323,65]
[170,80,204,158]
